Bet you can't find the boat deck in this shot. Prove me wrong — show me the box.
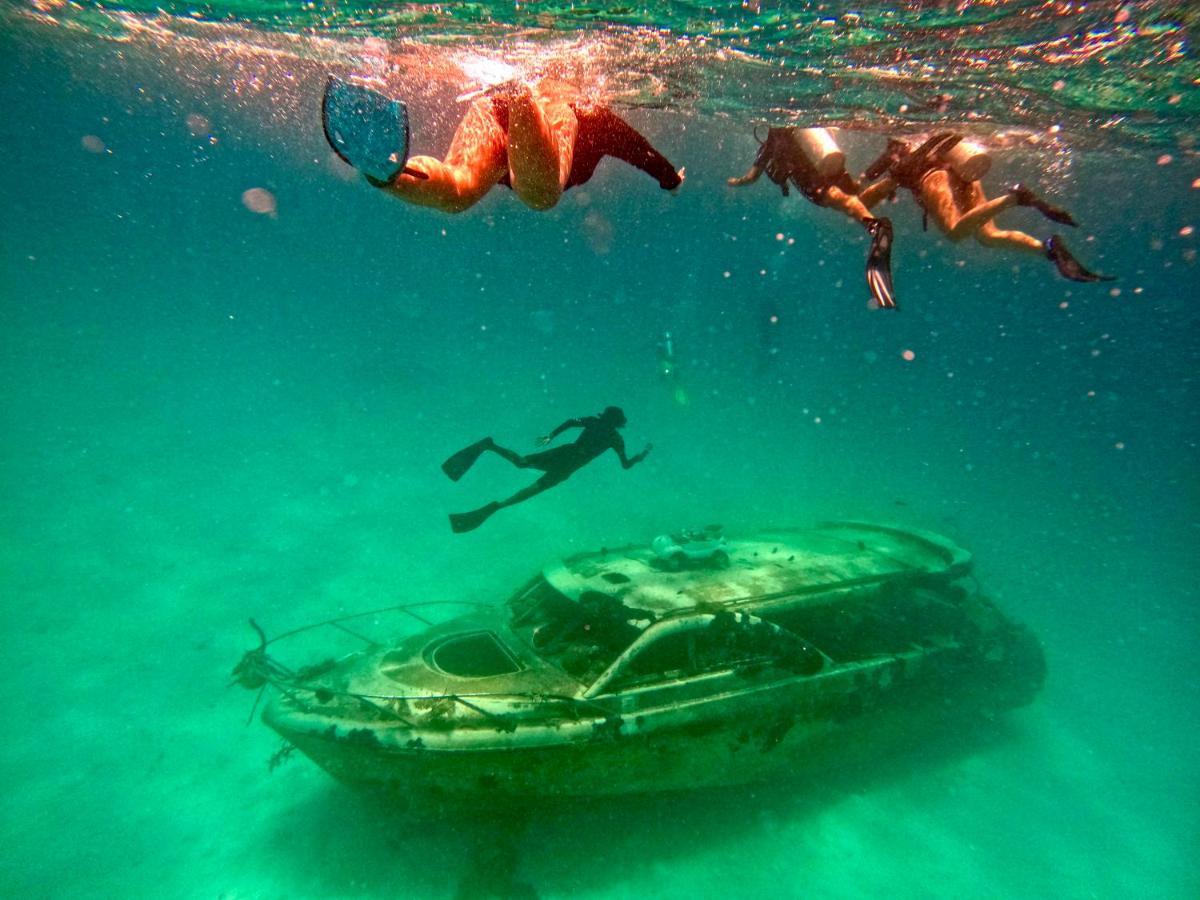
[542,522,971,615]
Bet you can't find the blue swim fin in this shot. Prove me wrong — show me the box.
[322,76,415,183]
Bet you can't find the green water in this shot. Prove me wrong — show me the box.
[1,1,1197,897]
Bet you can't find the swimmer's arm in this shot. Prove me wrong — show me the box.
[613,434,652,469]
[858,176,898,209]
[727,163,764,187]
[731,130,796,189]
[373,156,501,214]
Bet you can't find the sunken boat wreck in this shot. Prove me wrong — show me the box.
[236,522,1045,801]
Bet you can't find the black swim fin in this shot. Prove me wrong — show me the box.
[1011,184,1077,227]
[1045,235,1115,283]
[449,502,501,534]
[441,438,492,481]
[865,217,898,309]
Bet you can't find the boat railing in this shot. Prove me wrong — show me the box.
[269,682,615,730]
[257,600,492,646]
[232,606,615,728]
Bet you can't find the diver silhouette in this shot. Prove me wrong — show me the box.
[441,406,651,533]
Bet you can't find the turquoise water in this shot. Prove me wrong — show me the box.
[1,2,1198,897]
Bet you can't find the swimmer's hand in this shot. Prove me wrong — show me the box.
[669,168,686,193]
[728,165,763,187]
[632,443,653,464]
[367,166,429,189]
[535,435,552,447]
[367,157,434,192]
[396,157,436,183]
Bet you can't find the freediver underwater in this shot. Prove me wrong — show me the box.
[441,406,652,533]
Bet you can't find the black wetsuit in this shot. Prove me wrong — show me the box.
[441,408,648,532]
[492,96,682,192]
[522,415,641,486]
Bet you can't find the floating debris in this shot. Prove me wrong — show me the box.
[241,187,277,218]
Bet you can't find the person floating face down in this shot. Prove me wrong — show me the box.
[440,406,652,533]
[860,132,1114,283]
[379,79,684,213]
[728,126,900,309]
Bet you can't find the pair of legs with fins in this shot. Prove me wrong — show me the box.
[441,438,568,533]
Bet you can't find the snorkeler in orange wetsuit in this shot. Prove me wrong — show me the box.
[440,406,651,533]
[728,126,899,308]
[862,132,1114,283]
[379,80,683,213]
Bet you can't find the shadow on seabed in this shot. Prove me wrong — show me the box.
[258,715,1028,899]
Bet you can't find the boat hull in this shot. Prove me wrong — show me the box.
[264,621,1044,801]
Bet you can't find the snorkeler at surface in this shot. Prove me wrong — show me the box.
[728,126,899,309]
[441,406,651,533]
[343,78,683,213]
[861,132,1114,283]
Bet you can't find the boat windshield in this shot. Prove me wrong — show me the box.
[507,578,653,684]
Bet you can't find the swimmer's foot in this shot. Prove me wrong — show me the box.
[449,502,501,534]
[1045,235,1115,283]
[1011,184,1077,226]
[864,217,898,310]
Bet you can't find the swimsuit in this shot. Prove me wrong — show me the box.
[491,95,682,192]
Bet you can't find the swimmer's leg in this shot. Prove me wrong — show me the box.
[974,221,1045,255]
[1010,184,1078,226]
[442,437,536,480]
[507,81,578,210]
[823,186,897,309]
[378,98,507,213]
[496,478,556,510]
[974,223,1114,281]
[483,440,534,469]
[858,176,898,210]
[921,170,1018,241]
[449,472,564,534]
[483,440,576,472]
[822,185,874,225]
